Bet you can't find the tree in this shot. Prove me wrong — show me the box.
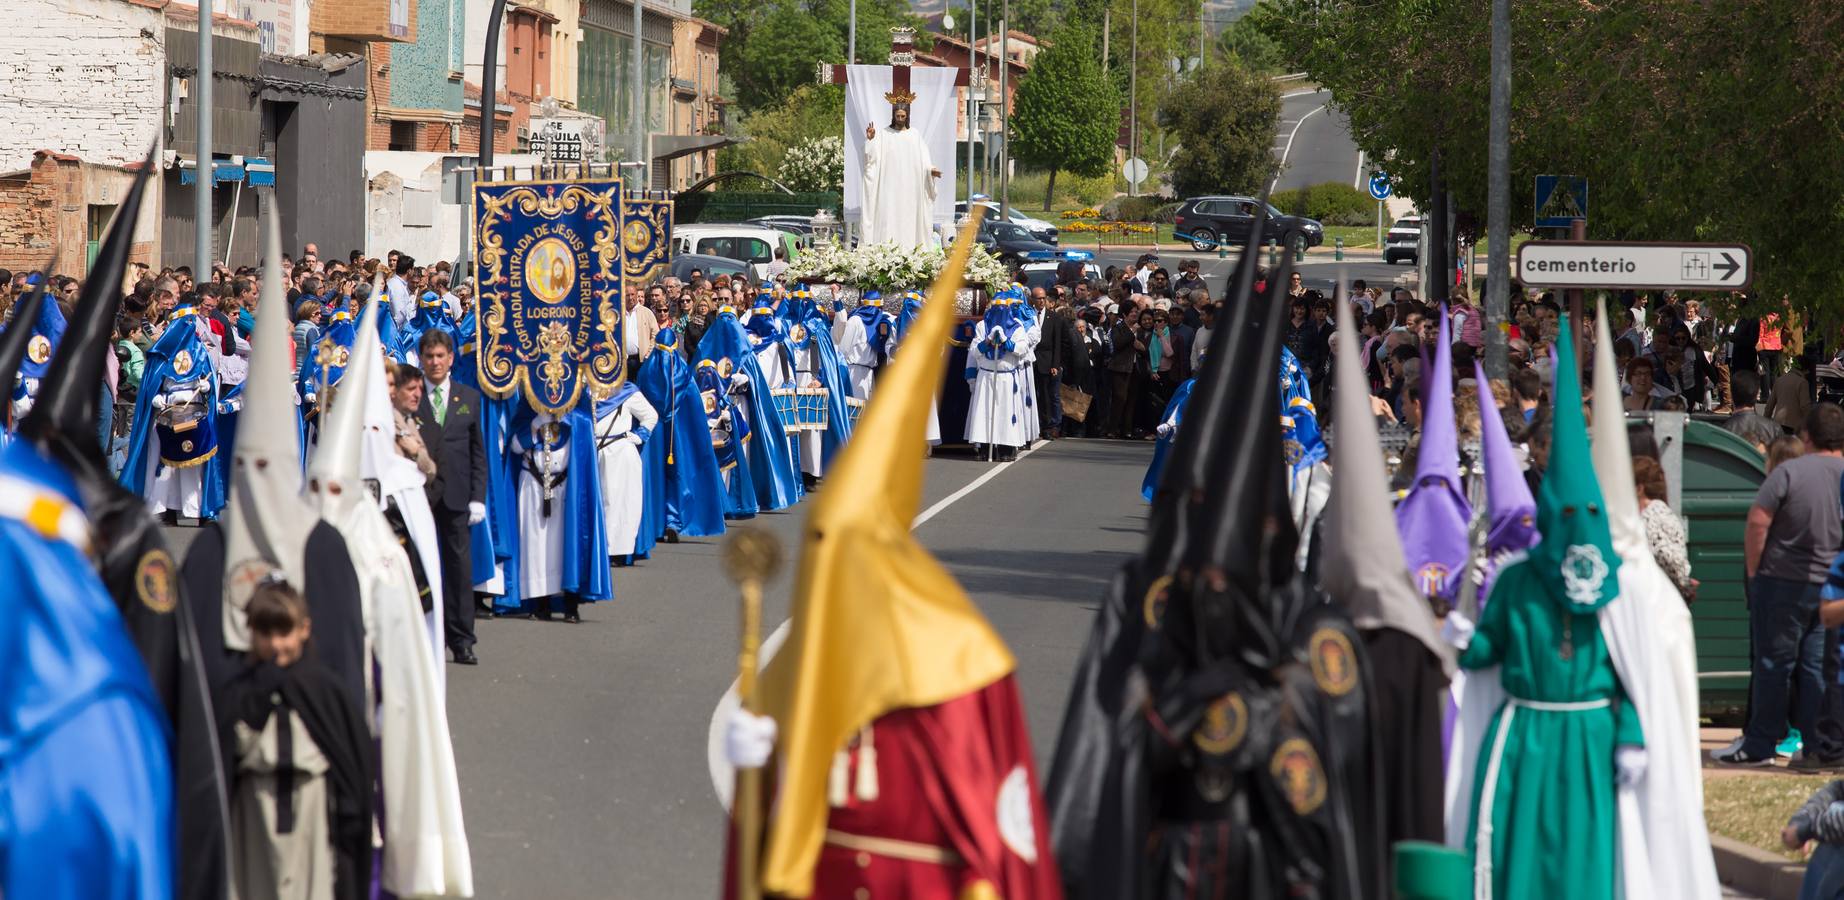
[697,0,926,114]
[1158,59,1279,198]
[1214,8,1285,75]
[735,7,844,111]
[1011,25,1120,209]
[718,85,847,178]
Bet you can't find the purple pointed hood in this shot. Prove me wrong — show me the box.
[1474,360,1538,599]
[1394,305,1473,606]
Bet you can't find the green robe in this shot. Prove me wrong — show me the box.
[1459,558,1642,900]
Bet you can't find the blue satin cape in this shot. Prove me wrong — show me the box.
[696,312,800,512]
[597,382,656,563]
[1141,376,1195,502]
[635,333,727,538]
[496,397,610,614]
[0,439,174,899]
[696,361,758,519]
[119,313,228,519]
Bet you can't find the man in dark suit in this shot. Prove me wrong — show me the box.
[416,329,487,665]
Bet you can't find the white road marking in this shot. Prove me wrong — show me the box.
[1270,103,1327,192]
[704,440,1044,809]
[1280,88,1325,100]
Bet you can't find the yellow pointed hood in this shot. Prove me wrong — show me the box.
[756,213,1015,897]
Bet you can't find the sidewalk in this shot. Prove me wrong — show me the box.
[1703,726,1830,900]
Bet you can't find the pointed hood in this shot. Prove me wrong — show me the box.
[307,284,375,518]
[1528,313,1620,612]
[1475,360,1539,563]
[0,272,50,425]
[25,157,154,442]
[1394,305,1473,606]
[1591,299,1647,557]
[354,295,425,498]
[218,204,312,652]
[1324,299,1454,675]
[757,212,1016,896]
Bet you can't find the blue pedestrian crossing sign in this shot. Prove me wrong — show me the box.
[1368,173,1392,201]
[1534,175,1588,227]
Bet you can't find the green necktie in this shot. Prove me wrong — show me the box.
[433,384,446,426]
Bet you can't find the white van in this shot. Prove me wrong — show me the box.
[673,225,801,282]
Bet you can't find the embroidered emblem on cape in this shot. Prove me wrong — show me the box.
[174,349,194,376]
[135,549,177,613]
[225,558,277,614]
[1142,574,1172,629]
[1283,439,1304,466]
[1309,628,1358,697]
[995,766,1039,863]
[1416,562,1451,596]
[1560,544,1610,606]
[26,334,50,365]
[1270,738,1327,815]
[1194,692,1249,754]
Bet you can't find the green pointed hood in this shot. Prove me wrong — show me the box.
[1529,314,1621,612]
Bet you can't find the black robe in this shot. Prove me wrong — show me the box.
[1362,629,1447,846]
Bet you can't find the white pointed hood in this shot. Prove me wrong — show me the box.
[1323,298,1454,676]
[1591,300,1649,557]
[219,205,311,651]
[1592,296,1722,899]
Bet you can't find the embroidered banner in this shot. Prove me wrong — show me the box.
[621,197,673,294]
[474,177,625,413]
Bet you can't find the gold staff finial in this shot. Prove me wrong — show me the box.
[723,527,784,587]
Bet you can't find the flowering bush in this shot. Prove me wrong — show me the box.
[777,136,844,194]
[1060,220,1156,235]
[1060,207,1102,219]
[785,239,1011,290]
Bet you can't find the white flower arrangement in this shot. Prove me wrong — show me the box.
[785,239,1011,291]
[777,136,845,194]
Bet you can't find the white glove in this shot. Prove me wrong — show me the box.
[730,373,751,389]
[1440,613,1476,650]
[1615,745,1648,787]
[625,433,643,447]
[1156,422,1174,438]
[725,709,777,770]
[152,393,171,411]
[303,390,318,405]
[467,501,486,526]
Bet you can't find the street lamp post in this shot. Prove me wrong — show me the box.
[1484,0,1512,378]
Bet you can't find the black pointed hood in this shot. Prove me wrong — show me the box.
[20,156,153,445]
[0,270,51,426]
[1142,187,1277,566]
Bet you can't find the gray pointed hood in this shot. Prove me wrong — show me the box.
[1323,298,1455,675]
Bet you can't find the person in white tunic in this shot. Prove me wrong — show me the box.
[860,100,941,248]
[838,292,894,402]
[509,396,610,622]
[306,291,473,898]
[963,292,1036,459]
[594,383,658,564]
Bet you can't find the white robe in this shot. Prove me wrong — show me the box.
[515,413,569,600]
[861,126,936,248]
[595,393,659,558]
[319,495,474,897]
[838,315,889,403]
[963,320,1035,449]
[143,376,214,518]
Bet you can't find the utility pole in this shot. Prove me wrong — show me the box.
[1484,0,1511,378]
[1128,0,1138,195]
[966,0,977,204]
[196,0,214,275]
[1101,6,1109,75]
[998,2,1009,215]
[848,0,857,64]
[633,0,646,190]
[1428,149,1448,304]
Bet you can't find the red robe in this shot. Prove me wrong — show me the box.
[731,675,1064,899]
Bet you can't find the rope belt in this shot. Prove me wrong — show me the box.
[1472,695,1613,900]
[823,829,963,866]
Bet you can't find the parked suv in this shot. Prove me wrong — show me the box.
[1172,196,1323,253]
[1384,216,1422,265]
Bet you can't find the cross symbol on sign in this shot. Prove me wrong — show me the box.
[1681,252,1711,281]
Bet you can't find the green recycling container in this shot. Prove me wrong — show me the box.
[1678,419,1767,718]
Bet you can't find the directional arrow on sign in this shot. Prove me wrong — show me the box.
[1715,252,1741,282]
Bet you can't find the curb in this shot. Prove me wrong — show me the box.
[1712,833,1806,899]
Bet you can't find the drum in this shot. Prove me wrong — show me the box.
[155,400,219,468]
[771,387,801,435]
[846,396,866,428]
[797,385,829,432]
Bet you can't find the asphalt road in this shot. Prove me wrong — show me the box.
[1272,88,1365,193]
[164,437,1152,898]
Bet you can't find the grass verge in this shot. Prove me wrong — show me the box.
[1704,770,1832,861]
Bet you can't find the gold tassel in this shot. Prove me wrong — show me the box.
[828,748,850,807]
[958,879,1003,900]
[854,725,879,802]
